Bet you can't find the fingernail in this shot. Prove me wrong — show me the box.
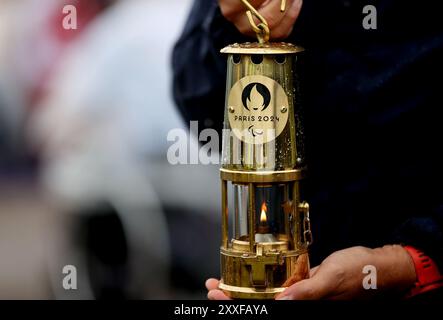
[276,295,291,300]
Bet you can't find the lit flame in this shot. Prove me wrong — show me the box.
[246,85,265,111]
[260,202,268,223]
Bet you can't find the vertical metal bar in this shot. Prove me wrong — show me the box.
[293,181,300,247]
[283,184,291,247]
[222,179,228,249]
[248,183,255,252]
[234,184,239,239]
[281,0,287,12]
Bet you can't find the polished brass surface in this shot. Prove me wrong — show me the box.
[220,168,305,183]
[221,46,305,171]
[280,0,287,12]
[300,202,313,247]
[219,41,311,299]
[230,238,289,252]
[248,183,255,252]
[221,180,228,249]
[218,282,285,300]
[220,42,304,55]
[220,249,309,299]
[227,74,289,145]
[283,185,292,248]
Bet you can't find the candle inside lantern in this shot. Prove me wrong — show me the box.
[255,202,277,243]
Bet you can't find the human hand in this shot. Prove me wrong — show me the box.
[205,278,231,300]
[206,245,416,300]
[218,0,303,39]
[276,245,416,300]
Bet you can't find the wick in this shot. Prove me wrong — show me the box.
[258,222,270,234]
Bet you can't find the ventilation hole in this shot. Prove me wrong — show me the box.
[423,264,431,268]
[275,55,286,64]
[251,54,263,64]
[232,54,241,64]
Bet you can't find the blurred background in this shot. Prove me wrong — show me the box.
[0,0,220,299]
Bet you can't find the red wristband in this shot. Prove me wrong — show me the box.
[403,246,443,298]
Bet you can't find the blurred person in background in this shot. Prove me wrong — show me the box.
[0,0,219,299]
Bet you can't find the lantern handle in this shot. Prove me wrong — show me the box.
[240,0,286,44]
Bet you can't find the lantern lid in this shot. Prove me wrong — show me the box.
[221,42,304,55]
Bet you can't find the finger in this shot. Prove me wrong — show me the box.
[205,278,220,291]
[270,0,302,39]
[207,289,231,300]
[282,253,310,287]
[276,279,327,300]
[257,0,294,30]
[276,270,336,300]
[234,0,290,36]
[220,0,267,21]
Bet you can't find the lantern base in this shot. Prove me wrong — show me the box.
[219,246,310,300]
[219,282,285,300]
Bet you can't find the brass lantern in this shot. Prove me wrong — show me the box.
[218,0,312,299]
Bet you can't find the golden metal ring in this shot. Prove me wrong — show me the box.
[220,168,306,183]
